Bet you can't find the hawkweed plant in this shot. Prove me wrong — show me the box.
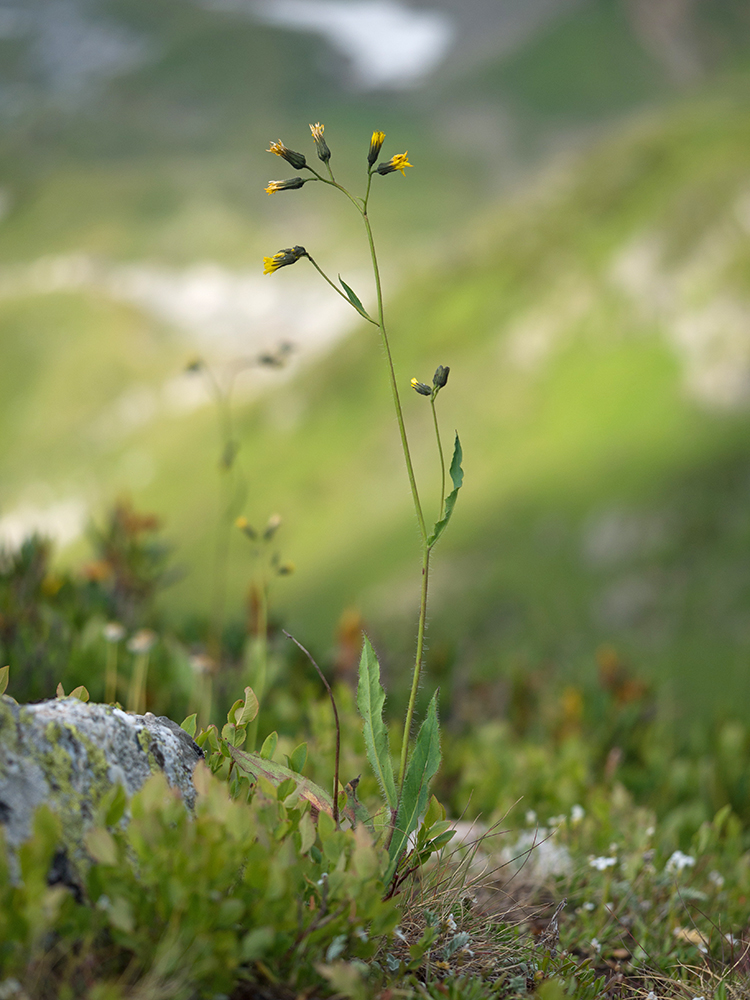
[259,123,464,886]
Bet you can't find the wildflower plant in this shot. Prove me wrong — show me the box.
[260,122,464,889]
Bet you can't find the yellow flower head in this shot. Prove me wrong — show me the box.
[309,122,331,162]
[263,245,307,275]
[267,140,307,170]
[376,152,413,176]
[367,130,386,166]
[411,377,431,396]
[264,177,306,195]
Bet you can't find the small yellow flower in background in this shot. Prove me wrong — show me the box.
[263,246,307,274]
[377,152,412,176]
[411,377,431,396]
[264,177,307,195]
[367,130,386,166]
[267,139,307,170]
[309,122,331,162]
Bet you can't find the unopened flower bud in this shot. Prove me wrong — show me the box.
[264,177,307,195]
[433,365,450,389]
[367,130,385,166]
[263,246,307,275]
[377,152,412,176]
[309,122,331,163]
[185,357,203,373]
[263,513,282,540]
[267,140,307,170]
[411,378,431,396]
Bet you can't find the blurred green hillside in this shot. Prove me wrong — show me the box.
[2,0,750,718]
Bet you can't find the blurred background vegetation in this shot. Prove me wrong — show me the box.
[2,0,750,732]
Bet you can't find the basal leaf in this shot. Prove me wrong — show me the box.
[228,745,334,817]
[427,434,463,547]
[386,691,441,881]
[356,637,397,810]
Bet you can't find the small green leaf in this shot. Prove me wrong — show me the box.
[386,691,441,881]
[180,713,197,738]
[235,686,259,726]
[356,637,397,810]
[288,742,307,774]
[0,666,8,697]
[69,685,89,702]
[85,827,118,866]
[56,682,66,699]
[260,731,278,760]
[104,784,127,827]
[427,433,463,547]
[338,275,368,317]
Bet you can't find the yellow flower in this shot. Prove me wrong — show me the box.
[367,130,386,166]
[263,246,307,275]
[411,377,431,396]
[267,140,306,170]
[264,177,306,195]
[377,152,412,176]
[309,122,331,162]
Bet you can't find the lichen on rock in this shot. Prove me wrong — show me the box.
[0,696,203,889]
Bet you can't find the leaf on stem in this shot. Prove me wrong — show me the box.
[427,433,463,547]
[356,636,397,810]
[234,686,259,726]
[386,691,441,881]
[338,275,369,318]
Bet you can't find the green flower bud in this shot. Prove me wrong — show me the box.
[433,365,450,389]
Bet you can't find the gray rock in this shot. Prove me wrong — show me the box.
[0,696,203,887]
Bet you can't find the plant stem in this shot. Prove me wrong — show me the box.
[398,546,431,787]
[431,397,446,521]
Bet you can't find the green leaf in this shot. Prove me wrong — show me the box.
[427,433,463,547]
[288,742,307,774]
[228,745,335,817]
[69,685,89,702]
[338,275,368,317]
[180,713,197,738]
[234,686,259,726]
[0,665,8,697]
[356,637,397,810]
[260,731,278,760]
[386,692,441,881]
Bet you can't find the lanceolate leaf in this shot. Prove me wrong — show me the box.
[229,746,334,816]
[427,434,463,547]
[338,275,369,318]
[356,637,397,810]
[386,692,441,881]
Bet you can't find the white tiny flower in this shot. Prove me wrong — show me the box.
[103,622,126,643]
[525,809,537,826]
[446,913,457,931]
[665,850,695,874]
[589,855,617,871]
[571,804,585,823]
[590,937,601,953]
[127,628,157,655]
[609,842,618,854]
[583,901,595,911]
[708,870,725,888]
[645,825,655,838]
[646,992,657,1000]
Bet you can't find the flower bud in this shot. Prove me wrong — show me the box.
[411,377,431,396]
[263,246,307,275]
[264,177,307,195]
[267,140,307,170]
[263,513,282,540]
[433,365,450,389]
[309,122,331,163]
[377,152,412,176]
[367,130,385,166]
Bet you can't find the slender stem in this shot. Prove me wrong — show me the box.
[399,546,431,787]
[361,212,427,543]
[283,630,341,829]
[431,397,446,522]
